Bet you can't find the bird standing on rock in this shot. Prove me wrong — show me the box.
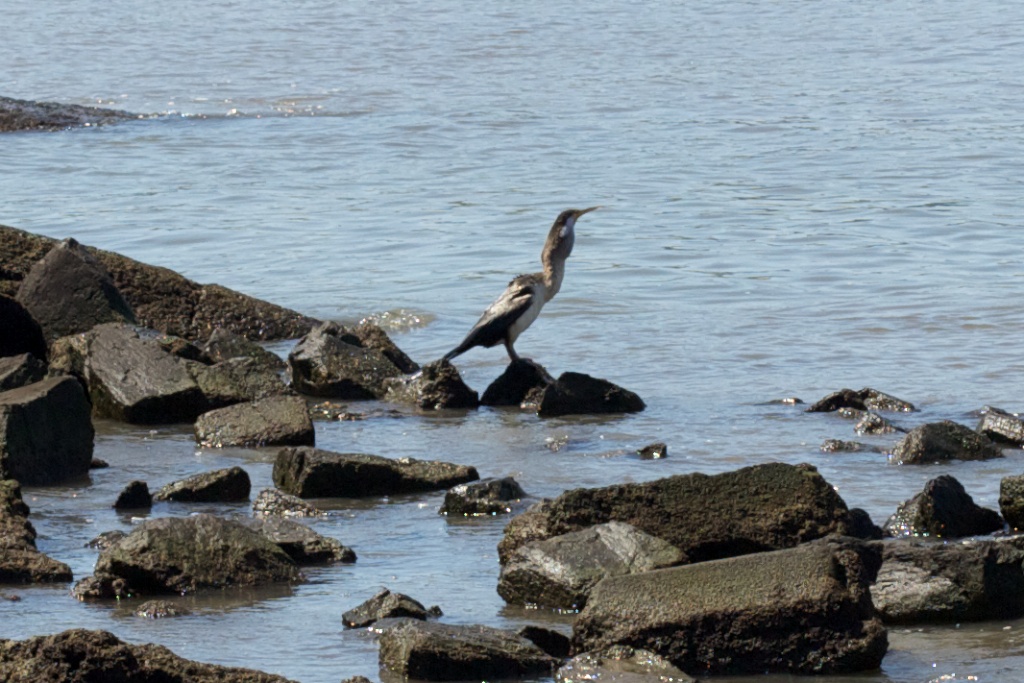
[443,206,599,363]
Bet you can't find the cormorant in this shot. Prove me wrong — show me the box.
[443,206,599,362]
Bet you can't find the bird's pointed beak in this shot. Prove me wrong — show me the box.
[576,206,600,217]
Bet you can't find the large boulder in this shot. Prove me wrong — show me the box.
[287,321,403,398]
[807,387,916,413]
[872,536,1024,624]
[343,588,438,628]
[499,462,860,565]
[0,629,297,682]
[384,359,479,410]
[498,521,684,610]
[0,479,73,583]
[0,224,318,341]
[379,620,558,681]
[572,536,886,676]
[883,475,1003,538]
[0,296,47,361]
[0,354,46,392]
[556,645,697,683]
[0,375,94,485]
[73,514,300,598]
[537,372,645,417]
[481,359,555,408]
[0,95,138,132]
[273,446,479,498]
[890,420,1004,464]
[241,516,355,565]
[153,466,251,502]
[15,238,136,341]
[194,396,314,448]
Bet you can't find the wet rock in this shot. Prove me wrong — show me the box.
[153,466,251,503]
[89,458,109,469]
[74,514,300,598]
[883,475,1003,538]
[480,359,554,407]
[889,420,1004,464]
[498,521,684,610]
[379,620,558,681]
[872,536,1024,624]
[340,677,374,683]
[351,321,419,374]
[200,328,286,371]
[252,488,326,517]
[85,530,126,550]
[187,357,293,409]
[0,95,139,132]
[499,462,861,565]
[15,238,136,341]
[854,412,903,435]
[847,508,884,540]
[287,321,402,399]
[0,628,298,682]
[342,588,438,628]
[807,387,916,413]
[0,354,46,392]
[572,536,886,676]
[537,372,645,418]
[636,442,667,459]
[977,406,1024,446]
[517,626,571,659]
[194,395,314,448]
[241,516,355,565]
[134,600,190,618]
[385,359,479,410]
[0,296,47,361]
[273,446,479,499]
[0,375,94,485]
[156,334,208,362]
[1000,474,1024,531]
[556,645,697,683]
[821,439,876,453]
[0,224,318,341]
[0,479,73,583]
[113,481,152,510]
[439,477,527,516]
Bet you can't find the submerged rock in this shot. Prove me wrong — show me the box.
[153,466,251,503]
[134,600,190,619]
[572,537,886,676]
[0,479,73,583]
[556,645,697,683]
[889,420,1004,464]
[0,296,47,361]
[439,477,527,516]
[0,95,139,132]
[537,372,645,418]
[287,321,403,399]
[480,359,554,407]
[384,359,479,410]
[807,387,916,413]
[241,516,355,565]
[636,442,668,459]
[342,588,439,628]
[252,488,326,517]
[113,481,152,510]
[193,396,314,448]
[883,475,1003,538]
[273,446,479,499]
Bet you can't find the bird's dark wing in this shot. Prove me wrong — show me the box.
[444,277,537,360]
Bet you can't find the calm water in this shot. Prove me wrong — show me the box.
[4,1,1024,681]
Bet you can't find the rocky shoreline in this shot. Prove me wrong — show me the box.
[4,223,1024,680]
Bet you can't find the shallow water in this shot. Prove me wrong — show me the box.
[4,0,1024,681]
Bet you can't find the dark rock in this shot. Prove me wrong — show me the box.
[0,95,139,132]
[187,357,292,408]
[153,466,251,503]
[0,224,318,341]
[517,626,571,659]
[572,536,886,676]
[0,629,298,682]
[872,536,1024,624]
[854,412,904,435]
[439,477,527,516]
[341,677,374,683]
[847,508,884,540]
[0,479,73,583]
[807,387,916,413]
[890,420,1004,464]
[113,481,152,510]
[15,238,136,341]
[241,516,355,565]
[156,334,208,362]
[0,354,46,392]
[537,372,645,418]
[556,645,697,683]
[194,395,314,448]
[89,458,109,469]
[134,600,190,618]
[342,588,436,628]
[636,442,667,459]
[73,514,299,598]
[821,439,876,453]
[977,406,1024,446]
[0,375,94,485]
[481,359,554,407]
[883,475,1003,538]
[273,446,479,499]
[200,328,286,371]
[379,620,558,681]
[1000,474,1024,531]
[287,321,402,399]
[252,488,326,517]
[85,530,126,550]
[499,462,861,565]
[0,296,47,361]
[498,521,684,610]
[351,321,419,374]
[384,359,480,410]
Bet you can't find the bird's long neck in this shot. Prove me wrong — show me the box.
[541,254,566,302]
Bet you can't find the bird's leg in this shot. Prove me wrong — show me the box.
[504,338,520,362]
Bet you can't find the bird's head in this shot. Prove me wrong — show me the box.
[544,206,599,263]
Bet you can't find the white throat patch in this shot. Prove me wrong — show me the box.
[559,216,577,238]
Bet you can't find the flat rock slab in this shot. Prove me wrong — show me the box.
[0,296,47,360]
[556,645,697,683]
[194,396,314,448]
[154,466,251,502]
[241,517,355,565]
[273,446,479,498]
[0,375,94,485]
[0,629,298,682]
[499,462,860,565]
[537,372,645,417]
[572,537,886,676]
[872,536,1024,624]
[498,521,684,610]
[384,359,479,410]
[883,474,1003,538]
[379,620,558,681]
[0,480,73,583]
[343,588,436,628]
[890,420,1004,464]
